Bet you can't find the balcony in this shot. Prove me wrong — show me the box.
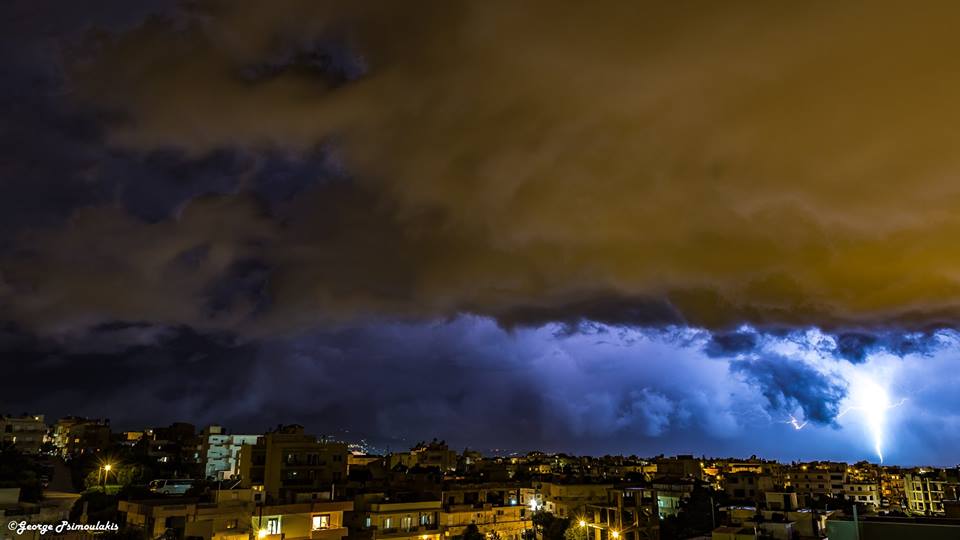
[373,524,439,538]
[311,527,349,540]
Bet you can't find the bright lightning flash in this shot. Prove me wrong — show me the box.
[784,415,807,430]
[841,378,905,463]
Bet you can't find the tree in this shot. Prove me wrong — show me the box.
[463,524,486,540]
[84,464,145,490]
[563,523,588,540]
[659,486,724,540]
[0,443,44,502]
[532,512,570,540]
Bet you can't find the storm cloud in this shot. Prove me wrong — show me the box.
[26,0,960,333]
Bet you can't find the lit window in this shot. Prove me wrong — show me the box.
[312,515,330,530]
[267,518,281,535]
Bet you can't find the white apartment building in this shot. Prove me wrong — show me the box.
[843,481,880,509]
[201,425,260,480]
[904,472,948,515]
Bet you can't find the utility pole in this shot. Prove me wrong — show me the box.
[853,504,861,540]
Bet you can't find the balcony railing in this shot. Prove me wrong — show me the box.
[373,524,438,536]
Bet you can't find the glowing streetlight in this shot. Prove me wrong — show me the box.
[611,532,619,539]
[258,530,268,539]
[578,521,586,528]
[102,464,112,487]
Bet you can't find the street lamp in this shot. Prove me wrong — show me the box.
[101,464,112,487]
[579,521,586,528]
[610,531,619,539]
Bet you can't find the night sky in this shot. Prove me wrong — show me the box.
[3,1,960,465]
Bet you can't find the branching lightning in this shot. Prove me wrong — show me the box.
[840,379,906,463]
[782,415,808,430]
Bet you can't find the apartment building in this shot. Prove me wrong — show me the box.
[52,416,110,457]
[0,414,46,454]
[201,425,260,480]
[826,513,960,539]
[119,492,253,540]
[905,471,948,515]
[721,471,777,503]
[255,500,352,540]
[880,470,906,508]
[388,441,458,473]
[786,462,847,503]
[119,489,352,540]
[238,425,349,504]
[843,481,880,509]
[583,487,659,540]
[441,485,531,540]
[649,478,697,519]
[653,455,703,480]
[539,482,612,518]
[348,493,442,540]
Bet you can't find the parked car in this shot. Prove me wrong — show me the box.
[148,479,195,495]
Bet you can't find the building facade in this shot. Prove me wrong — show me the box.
[441,485,531,540]
[201,425,260,480]
[0,414,46,454]
[52,416,110,457]
[905,472,947,515]
[348,494,442,540]
[238,425,349,504]
[119,489,352,540]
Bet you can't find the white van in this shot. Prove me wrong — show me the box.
[148,479,196,495]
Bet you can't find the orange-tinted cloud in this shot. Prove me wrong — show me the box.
[32,1,960,331]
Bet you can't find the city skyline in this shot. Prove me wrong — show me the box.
[7,411,955,540]
[5,1,960,470]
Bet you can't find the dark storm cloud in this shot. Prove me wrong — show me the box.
[699,327,945,364]
[36,0,960,334]
[204,259,272,319]
[704,331,759,358]
[0,0,173,239]
[730,355,846,426]
[0,321,545,446]
[0,324,261,423]
[0,319,769,454]
[110,148,247,222]
[830,331,942,363]
[238,37,368,87]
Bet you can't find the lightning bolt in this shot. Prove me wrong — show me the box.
[840,380,906,463]
[782,415,808,430]
[837,398,905,419]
